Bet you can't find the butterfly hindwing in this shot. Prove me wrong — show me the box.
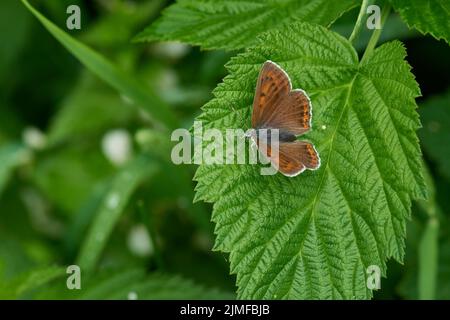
[278,141,320,173]
[256,139,320,177]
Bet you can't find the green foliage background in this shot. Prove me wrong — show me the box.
[0,0,449,299]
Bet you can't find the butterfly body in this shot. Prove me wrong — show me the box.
[252,127,297,144]
[250,61,321,177]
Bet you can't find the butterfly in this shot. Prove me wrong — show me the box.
[248,60,320,177]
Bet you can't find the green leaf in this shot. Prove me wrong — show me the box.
[0,0,30,82]
[47,73,137,144]
[80,0,166,48]
[390,0,450,44]
[134,0,359,50]
[21,0,178,129]
[419,90,450,181]
[76,155,159,272]
[400,225,450,300]
[136,129,213,232]
[194,22,425,299]
[31,144,115,214]
[79,270,234,300]
[0,265,65,299]
[14,266,66,298]
[35,268,234,300]
[0,143,28,196]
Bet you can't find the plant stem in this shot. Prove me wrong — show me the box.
[349,0,371,45]
[417,163,440,300]
[418,217,439,300]
[361,3,391,63]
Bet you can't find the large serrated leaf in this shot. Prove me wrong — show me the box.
[390,0,450,44]
[134,0,359,50]
[194,22,426,299]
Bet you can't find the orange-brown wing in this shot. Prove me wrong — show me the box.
[252,61,291,128]
[264,89,312,136]
[258,140,320,177]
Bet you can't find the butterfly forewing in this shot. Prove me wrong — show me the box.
[252,61,291,129]
[264,89,312,136]
[252,61,312,135]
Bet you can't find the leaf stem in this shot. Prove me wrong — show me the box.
[418,217,439,299]
[361,3,391,63]
[417,163,440,300]
[349,0,371,44]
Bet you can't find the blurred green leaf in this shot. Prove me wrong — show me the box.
[47,73,137,144]
[419,90,450,181]
[36,268,234,300]
[390,0,450,44]
[0,238,35,282]
[81,0,166,48]
[77,155,159,272]
[15,265,66,298]
[63,182,109,261]
[21,0,178,129]
[80,270,234,300]
[135,0,359,50]
[32,144,114,214]
[0,264,65,299]
[0,143,28,196]
[136,129,212,232]
[0,0,30,82]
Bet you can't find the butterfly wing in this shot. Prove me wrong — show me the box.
[252,61,291,128]
[264,89,312,136]
[257,139,320,177]
[252,61,319,177]
[252,61,312,135]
